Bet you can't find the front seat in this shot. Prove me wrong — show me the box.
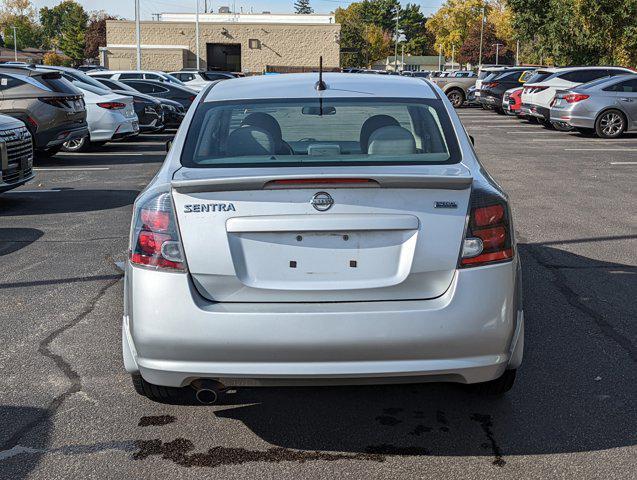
[226,126,275,157]
[367,126,416,155]
[241,113,294,155]
[359,115,400,153]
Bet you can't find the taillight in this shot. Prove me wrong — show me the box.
[460,186,514,268]
[564,93,590,103]
[97,102,126,109]
[483,82,499,88]
[26,116,38,131]
[130,192,186,270]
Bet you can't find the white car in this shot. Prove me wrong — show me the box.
[86,69,199,89]
[62,82,138,152]
[169,70,236,90]
[520,66,634,128]
[123,73,523,404]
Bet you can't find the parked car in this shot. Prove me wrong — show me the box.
[520,66,634,129]
[61,82,138,151]
[474,66,509,104]
[478,67,536,113]
[86,77,164,133]
[88,69,193,88]
[169,70,236,89]
[77,65,109,72]
[117,79,198,110]
[0,114,34,193]
[429,71,478,108]
[123,73,523,404]
[550,74,637,138]
[96,78,186,131]
[401,71,431,78]
[0,67,87,156]
[502,87,523,116]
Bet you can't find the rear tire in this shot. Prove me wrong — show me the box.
[539,119,554,129]
[131,374,185,403]
[446,89,465,108]
[61,136,89,152]
[595,109,626,138]
[469,369,517,395]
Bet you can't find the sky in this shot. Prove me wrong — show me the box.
[29,0,445,20]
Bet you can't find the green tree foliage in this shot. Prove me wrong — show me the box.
[0,0,44,50]
[56,1,88,65]
[336,0,433,67]
[294,0,313,15]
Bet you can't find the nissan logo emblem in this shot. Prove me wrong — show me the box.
[310,192,334,212]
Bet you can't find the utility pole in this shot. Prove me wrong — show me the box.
[516,40,520,66]
[438,43,442,71]
[451,44,455,70]
[401,44,404,73]
[478,6,485,69]
[393,5,400,72]
[493,43,503,65]
[195,0,201,70]
[135,0,141,69]
[12,26,17,61]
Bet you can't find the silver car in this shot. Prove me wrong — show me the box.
[123,73,523,404]
[549,74,637,138]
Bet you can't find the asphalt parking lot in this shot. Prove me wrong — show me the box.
[0,111,635,479]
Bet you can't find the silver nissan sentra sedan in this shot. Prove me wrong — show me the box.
[123,73,523,403]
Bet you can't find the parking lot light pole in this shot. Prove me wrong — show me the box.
[12,26,17,62]
[438,43,442,71]
[393,5,400,72]
[493,43,503,66]
[478,6,485,69]
[195,0,200,71]
[135,0,141,70]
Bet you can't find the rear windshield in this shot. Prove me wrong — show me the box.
[181,98,461,168]
[37,75,79,94]
[525,71,553,84]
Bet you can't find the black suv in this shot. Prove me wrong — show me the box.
[0,113,34,192]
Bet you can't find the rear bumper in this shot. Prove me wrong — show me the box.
[124,260,523,387]
[479,93,502,108]
[35,122,88,150]
[520,103,549,121]
[549,108,595,128]
[89,115,139,142]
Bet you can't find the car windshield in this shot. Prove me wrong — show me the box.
[164,73,186,86]
[181,98,460,168]
[73,80,112,96]
[519,70,535,82]
[66,69,112,90]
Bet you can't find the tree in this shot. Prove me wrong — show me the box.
[85,11,116,60]
[427,0,485,59]
[400,3,435,55]
[458,21,512,66]
[40,0,86,50]
[361,24,392,67]
[43,51,64,65]
[56,1,88,65]
[294,0,313,15]
[0,0,44,50]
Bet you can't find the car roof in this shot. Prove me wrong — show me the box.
[204,73,438,102]
[551,66,632,72]
[107,70,168,75]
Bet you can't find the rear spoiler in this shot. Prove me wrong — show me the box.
[171,173,473,193]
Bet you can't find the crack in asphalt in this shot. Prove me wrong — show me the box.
[470,414,505,467]
[526,246,637,363]
[0,276,123,451]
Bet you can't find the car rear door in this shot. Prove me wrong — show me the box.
[610,78,637,127]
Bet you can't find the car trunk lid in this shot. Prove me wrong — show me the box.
[172,166,472,303]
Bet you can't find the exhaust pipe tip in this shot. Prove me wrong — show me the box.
[195,388,218,405]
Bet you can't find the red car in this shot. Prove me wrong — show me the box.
[503,87,523,116]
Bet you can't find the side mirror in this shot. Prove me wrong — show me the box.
[469,135,475,146]
[165,140,172,152]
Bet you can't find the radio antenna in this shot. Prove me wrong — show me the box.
[316,56,326,91]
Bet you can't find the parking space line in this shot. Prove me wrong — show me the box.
[564,148,637,152]
[610,162,637,165]
[33,167,110,171]
[4,189,63,193]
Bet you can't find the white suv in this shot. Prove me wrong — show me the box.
[520,66,634,127]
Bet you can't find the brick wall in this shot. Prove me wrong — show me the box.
[105,20,340,73]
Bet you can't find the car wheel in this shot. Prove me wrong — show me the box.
[446,89,465,108]
[469,369,517,395]
[61,136,88,152]
[131,374,186,403]
[595,109,626,138]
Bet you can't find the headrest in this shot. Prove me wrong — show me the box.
[226,126,275,157]
[241,112,283,141]
[367,126,416,155]
[359,115,400,152]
